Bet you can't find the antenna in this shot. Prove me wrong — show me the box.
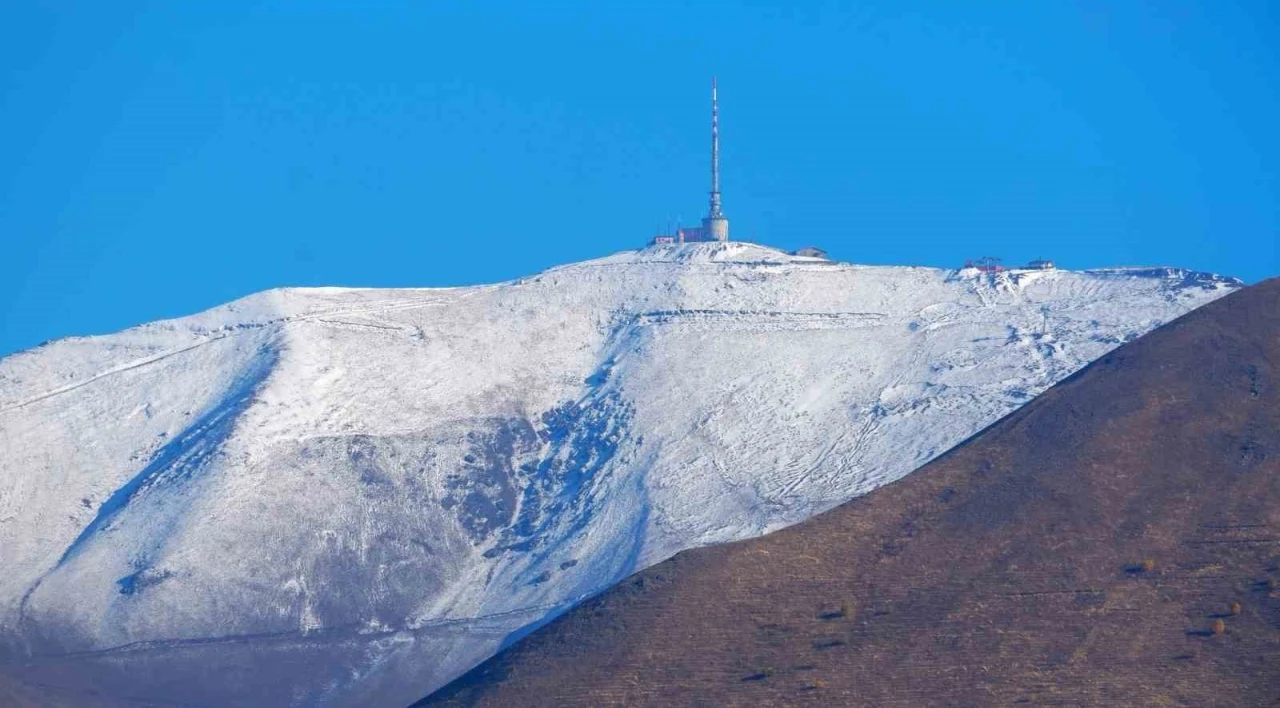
[709,77,723,219]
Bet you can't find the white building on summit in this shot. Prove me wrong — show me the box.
[652,78,729,245]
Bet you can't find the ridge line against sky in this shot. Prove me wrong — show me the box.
[1,1,1277,357]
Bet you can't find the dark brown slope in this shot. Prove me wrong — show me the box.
[418,278,1280,708]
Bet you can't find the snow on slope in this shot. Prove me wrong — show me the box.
[0,243,1238,706]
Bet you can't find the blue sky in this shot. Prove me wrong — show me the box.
[1,2,1277,357]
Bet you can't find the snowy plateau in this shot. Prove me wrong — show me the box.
[0,242,1239,706]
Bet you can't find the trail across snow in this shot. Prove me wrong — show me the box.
[0,243,1238,706]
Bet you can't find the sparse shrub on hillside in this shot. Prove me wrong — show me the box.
[817,601,854,620]
[1212,619,1226,635]
[1124,559,1158,575]
[742,668,774,682]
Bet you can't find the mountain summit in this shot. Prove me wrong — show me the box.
[0,243,1239,706]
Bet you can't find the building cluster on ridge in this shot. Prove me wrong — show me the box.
[650,80,1057,273]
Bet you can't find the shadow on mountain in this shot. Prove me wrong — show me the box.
[416,278,1280,707]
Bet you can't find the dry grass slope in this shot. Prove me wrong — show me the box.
[418,278,1280,707]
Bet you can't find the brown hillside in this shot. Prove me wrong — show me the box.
[419,279,1280,707]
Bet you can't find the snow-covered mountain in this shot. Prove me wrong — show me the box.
[0,242,1239,706]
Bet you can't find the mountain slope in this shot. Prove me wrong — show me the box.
[0,243,1239,706]
[419,277,1280,707]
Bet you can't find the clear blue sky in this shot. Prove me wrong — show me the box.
[2,2,1277,357]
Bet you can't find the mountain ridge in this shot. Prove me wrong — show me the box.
[419,276,1280,707]
[0,243,1243,706]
